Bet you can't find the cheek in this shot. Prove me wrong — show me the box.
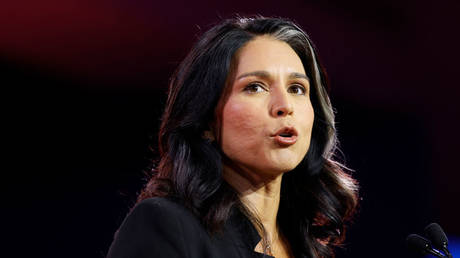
[302,103,314,132]
[219,100,265,156]
[296,96,314,121]
[296,100,315,150]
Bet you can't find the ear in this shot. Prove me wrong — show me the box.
[204,112,220,143]
[202,129,215,142]
[202,119,218,142]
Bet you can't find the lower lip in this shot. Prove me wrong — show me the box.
[273,135,297,146]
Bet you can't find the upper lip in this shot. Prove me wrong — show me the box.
[271,126,298,137]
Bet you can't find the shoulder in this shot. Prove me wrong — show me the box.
[107,197,258,258]
[107,197,203,258]
[124,197,204,226]
[116,197,202,237]
[130,197,193,219]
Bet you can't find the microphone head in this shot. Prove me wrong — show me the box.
[406,234,433,255]
[424,223,448,249]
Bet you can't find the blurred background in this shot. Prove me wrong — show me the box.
[3,0,459,257]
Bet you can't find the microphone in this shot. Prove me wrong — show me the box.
[406,234,446,257]
[425,223,453,258]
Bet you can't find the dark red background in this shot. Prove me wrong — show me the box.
[3,0,459,257]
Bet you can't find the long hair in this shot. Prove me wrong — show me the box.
[138,16,359,258]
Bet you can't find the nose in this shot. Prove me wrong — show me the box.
[270,88,294,117]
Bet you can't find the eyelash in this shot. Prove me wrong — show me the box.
[244,83,266,93]
[243,82,307,95]
[288,84,307,95]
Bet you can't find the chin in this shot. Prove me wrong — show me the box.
[261,159,302,175]
[264,152,304,172]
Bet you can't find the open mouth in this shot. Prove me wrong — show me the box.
[272,127,298,146]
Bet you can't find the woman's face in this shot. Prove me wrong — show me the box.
[217,36,314,181]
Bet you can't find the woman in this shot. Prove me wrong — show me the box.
[107,16,358,258]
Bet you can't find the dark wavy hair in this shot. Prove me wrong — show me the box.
[138,16,359,258]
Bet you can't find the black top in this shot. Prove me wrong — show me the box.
[107,197,274,258]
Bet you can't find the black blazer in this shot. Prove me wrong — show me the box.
[107,197,273,258]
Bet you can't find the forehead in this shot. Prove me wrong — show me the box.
[233,36,306,76]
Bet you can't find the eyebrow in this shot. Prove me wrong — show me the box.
[236,70,310,81]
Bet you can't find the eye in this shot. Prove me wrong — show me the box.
[244,83,267,94]
[287,84,307,95]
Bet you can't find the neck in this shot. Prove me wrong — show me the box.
[223,163,283,242]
